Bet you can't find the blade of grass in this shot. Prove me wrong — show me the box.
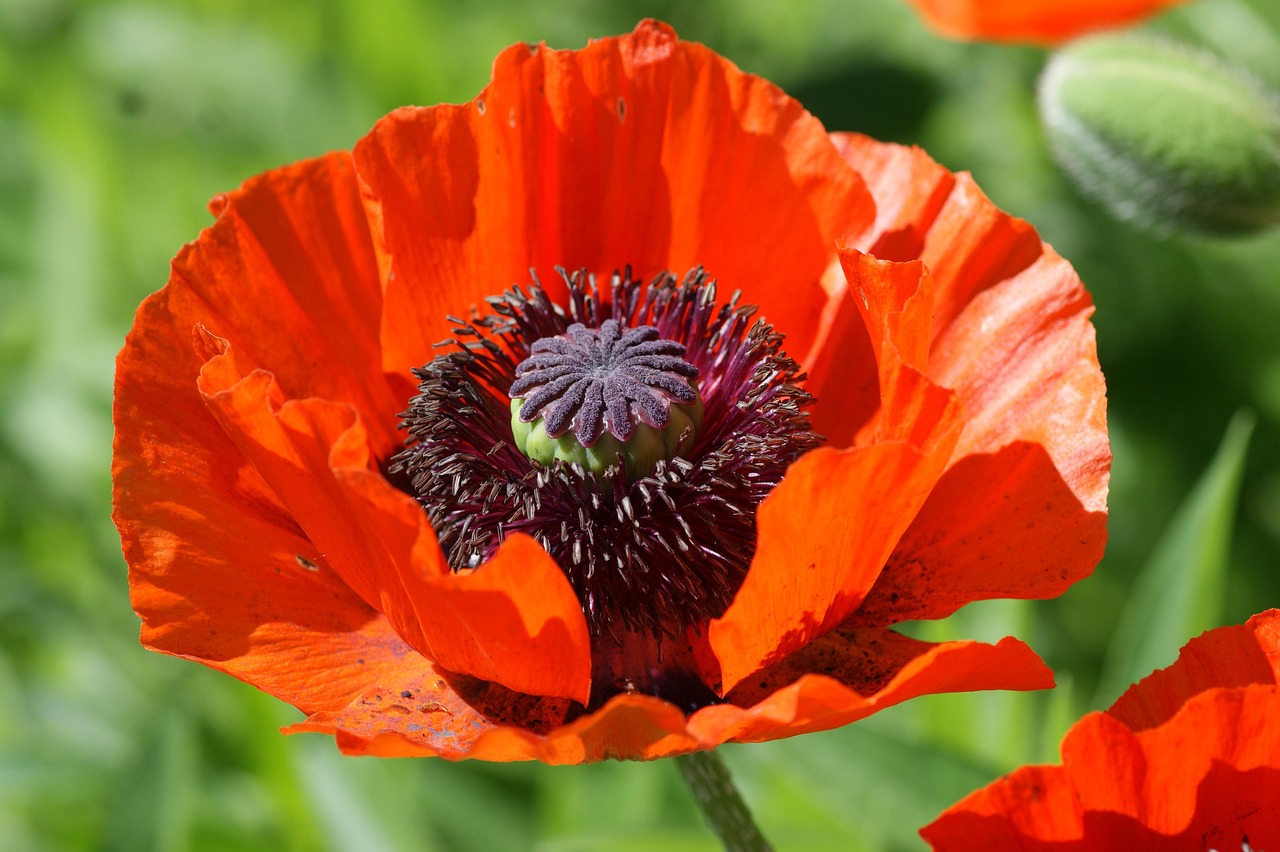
[1095,410,1255,706]
[730,716,998,851]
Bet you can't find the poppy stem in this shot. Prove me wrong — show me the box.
[674,750,772,851]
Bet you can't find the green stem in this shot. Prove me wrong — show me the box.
[674,750,772,851]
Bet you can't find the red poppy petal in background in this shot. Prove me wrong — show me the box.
[922,764,1090,850]
[1109,609,1280,731]
[1065,687,1280,836]
[922,617,1280,849]
[177,152,406,456]
[696,629,1052,745]
[903,0,1189,45]
[194,334,592,703]
[355,19,873,378]
[923,692,1280,848]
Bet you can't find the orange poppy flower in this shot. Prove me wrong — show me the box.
[921,610,1280,849]
[904,0,1188,45]
[112,20,1109,763]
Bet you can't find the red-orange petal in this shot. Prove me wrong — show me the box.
[754,142,998,449]
[928,245,1108,510]
[802,141,951,446]
[832,138,1107,494]
[923,613,1280,849]
[710,247,971,693]
[405,534,593,706]
[119,378,397,717]
[836,250,961,450]
[831,134,1109,623]
[903,0,1189,46]
[291,682,703,763]
[852,442,1107,626]
[802,274,879,447]
[923,686,1280,849]
[354,19,874,379]
[289,628,1050,763]
[831,134,955,263]
[116,150,591,706]
[115,154,412,715]
[174,151,406,456]
[1108,608,1280,731]
[837,134,1041,346]
[708,440,957,694]
[195,334,591,703]
[699,630,1052,745]
[117,345,407,720]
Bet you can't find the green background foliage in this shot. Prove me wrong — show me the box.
[2,0,1279,848]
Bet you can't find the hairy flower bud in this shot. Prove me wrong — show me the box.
[1039,33,1280,235]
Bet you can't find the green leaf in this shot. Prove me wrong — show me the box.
[534,829,717,852]
[1037,671,1079,764]
[1095,410,1255,706]
[906,598,1042,769]
[535,758,703,845]
[729,719,998,851]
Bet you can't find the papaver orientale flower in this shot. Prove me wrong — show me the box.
[112,20,1109,763]
[903,0,1188,45]
[922,609,1280,849]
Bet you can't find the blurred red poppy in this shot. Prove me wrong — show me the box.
[112,20,1109,763]
[903,0,1187,44]
[922,609,1280,850]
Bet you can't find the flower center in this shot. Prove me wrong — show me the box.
[392,267,822,646]
[508,319,703,478]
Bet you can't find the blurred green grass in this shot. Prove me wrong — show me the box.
[2,0,1280,849]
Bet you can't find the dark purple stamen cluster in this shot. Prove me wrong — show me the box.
[509,319,698,446]
[393,267,822,640]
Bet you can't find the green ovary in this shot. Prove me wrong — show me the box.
[510,393,703,479]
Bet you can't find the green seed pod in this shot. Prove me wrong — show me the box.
[506,319,707,480]
[1039,33,1280,235]
[510,393,703,479]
